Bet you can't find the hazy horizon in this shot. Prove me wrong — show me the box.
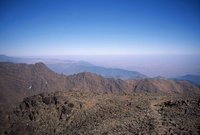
[0,0,200,77]
[1,54,200,78]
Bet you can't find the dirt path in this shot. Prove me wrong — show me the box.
[150,99,166,135]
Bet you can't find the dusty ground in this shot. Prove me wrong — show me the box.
[0,91,200,135]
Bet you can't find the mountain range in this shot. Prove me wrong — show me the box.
[0,61,200,134]
[1,54,200,85]
[47,62,147,80]
[0,55,146,80]
[173,74,200,85]
[0,62,199,104]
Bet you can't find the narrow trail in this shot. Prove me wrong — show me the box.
[150,99,166,135]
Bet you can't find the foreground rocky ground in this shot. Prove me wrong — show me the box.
[0,91,200,135]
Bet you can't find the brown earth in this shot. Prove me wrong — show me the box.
[127,79,200,93]
[0,62,200,104]
[0,62,67,104]
[0,91,199,135]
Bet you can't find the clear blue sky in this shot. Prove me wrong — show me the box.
[0,0,200,56]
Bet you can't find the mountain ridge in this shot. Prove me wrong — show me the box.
[0,62,199,104]
[0,54,147,80]
[48,63,147,80]
[173,74,200,85]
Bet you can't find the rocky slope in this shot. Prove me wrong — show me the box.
[0,62,129,104]
[0,62,67,104]
[65,72,129,93]
[0,91,199,135]
[128,79,200,93]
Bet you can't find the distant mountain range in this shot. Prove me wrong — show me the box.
[0,62,199,104]
[0,54,146,80]
[173,75,200,85]
[47,62,147,80]
[1,54,200,84]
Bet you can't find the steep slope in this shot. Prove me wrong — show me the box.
[65,72,129,93]
[0,62,67,104]
[0,62,199,104]
[0,62,129,104]
[128,79,200,93]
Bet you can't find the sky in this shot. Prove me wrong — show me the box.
[0,0,200,56]
[0,0,200,77]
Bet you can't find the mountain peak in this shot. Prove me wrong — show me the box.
[76,72,102,78]
[153,76,167,80]
[1,62,200,104]
[34,62,48,69]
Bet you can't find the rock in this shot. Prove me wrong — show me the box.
[19,102,26,111]
[42,96,55,105]
[54,96,66,105]
[62,105,72,115]
[1,91,200,135]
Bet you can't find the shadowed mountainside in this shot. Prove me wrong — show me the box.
[0,62,67,104]
[174,75,200,85]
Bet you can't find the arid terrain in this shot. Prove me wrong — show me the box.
[0,91,200,135]
[0,62,200,135]
[0,62,199,104]
[1,0,200,134]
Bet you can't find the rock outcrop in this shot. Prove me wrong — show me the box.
[0,91,199,135]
